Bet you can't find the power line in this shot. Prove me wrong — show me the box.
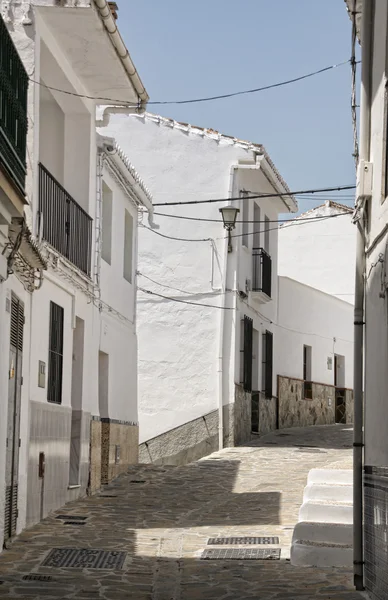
[29,59,352,107]
[137,271,224,296]
[140,223,211,243]
[152,210,351,225]
[153,185,356,207]
[138,287,233,310]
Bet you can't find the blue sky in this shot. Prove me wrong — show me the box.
[118,0,358,215]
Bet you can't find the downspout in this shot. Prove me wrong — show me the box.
[92,0,149,107]
[96,106,145,128]
[353,0,373,591]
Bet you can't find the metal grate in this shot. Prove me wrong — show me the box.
[208,537,279,545]
[252,248,272,297]
[10,296,24,351]
[201,548,281,560]
[42,548,127,570]
[4,484,18,541]
[56,515,87,521]
[364,467,388,600]
[64,521,86,526]
[22,575,53,582]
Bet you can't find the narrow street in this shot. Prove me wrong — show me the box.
[0,425,362,599]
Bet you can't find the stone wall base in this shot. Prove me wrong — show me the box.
[139,405,236,466]
[90,418,139,490]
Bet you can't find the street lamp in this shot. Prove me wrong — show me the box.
[219,205,240,253]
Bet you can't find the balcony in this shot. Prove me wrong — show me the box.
[251,248,272,303]
[0,14,28,198]
[38,163,92,276]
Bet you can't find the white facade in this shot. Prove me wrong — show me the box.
[278,201,356,304]
[0,0,150,545]
[277,277,353,389]
[102,112,354,464]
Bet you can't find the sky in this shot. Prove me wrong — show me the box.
[118,0,359,215]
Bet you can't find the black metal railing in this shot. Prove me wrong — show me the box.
[38,163,92,276]
[252,248,272,297]
[0,14,28,196]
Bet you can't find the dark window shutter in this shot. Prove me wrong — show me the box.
[265,330,273,399]
[243,316,253,392]
[48,302,64,404]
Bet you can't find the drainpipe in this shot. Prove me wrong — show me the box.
[96,106,145,128]
[353,0,373,591]
[92,0,149,107]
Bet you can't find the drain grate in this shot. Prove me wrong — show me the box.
[56,515,87,521]
[100,494,118,498]
[201,548,281,560]
[130,480,146,484]
[22,575,53,582]
[208,537,279,545]
[64,521,86,526]
[42,548,127,570]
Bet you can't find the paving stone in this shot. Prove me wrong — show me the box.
[0,425,362,599]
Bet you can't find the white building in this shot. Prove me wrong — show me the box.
[278,201,356,304]
[102,112,354,466]
[344,0,388,596]
[0,0,151,545]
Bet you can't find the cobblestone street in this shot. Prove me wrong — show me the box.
[0,425,363,599]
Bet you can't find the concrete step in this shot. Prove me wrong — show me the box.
[299,500,353,524]
[303,483,353,504]
[307,469,352,486]
[291,540,353,567]
[292,521,353,546]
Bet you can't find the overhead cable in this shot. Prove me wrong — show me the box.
[28,59,352,106]
[138,287,233,310]
[152,210,351,225]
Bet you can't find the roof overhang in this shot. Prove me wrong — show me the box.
[256,154,298,213]
[344,0,362,43]
[35,1,148,106]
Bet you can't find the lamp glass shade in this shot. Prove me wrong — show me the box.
[219,205,240,228]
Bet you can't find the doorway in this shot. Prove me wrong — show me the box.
[334,354,346,424]
[69,317,85,486]
[4,293,24,544]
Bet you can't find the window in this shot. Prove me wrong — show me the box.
[262,330,273,399]
[242,191,249,247]
[303,345,312,399]
[48,302,64,404]
[264,215,270,253]
[240,316,253,392]
[253,203,261,249]
[101,181,112,264]
[123,209,133,283]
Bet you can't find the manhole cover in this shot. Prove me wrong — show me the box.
[64,521,86,526]
[208,537,279,545]
[42,548,127,569]
[56,515,87,521]
[201,548,281,560]
[22,575,53,582]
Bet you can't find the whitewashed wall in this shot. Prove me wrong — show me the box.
[278,204,356,304]
[276,277,354,388]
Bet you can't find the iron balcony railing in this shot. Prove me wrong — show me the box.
[252,248,272,297]
[0,14,28,196]
[38,163,92,276]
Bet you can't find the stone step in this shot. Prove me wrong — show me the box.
[291,540,353,567]
[292,521,353,546]
[303,483,353,503]
[299,500,353,524]
[307,468,352,486]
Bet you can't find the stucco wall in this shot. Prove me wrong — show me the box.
[278,204,356,305]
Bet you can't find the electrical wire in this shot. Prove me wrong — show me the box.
[153,185,356,207]
[137,271,223,296]
[350,0,359,168]
[28,59,352,107]
[140,224,212,243]
[138,286,233,310]
[152,210,350,226]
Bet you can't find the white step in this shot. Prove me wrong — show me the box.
[299,500,353,524]
[303,483,353,504]
[292,521,353,546]
[307,469,352,486]
[291,541,353,567]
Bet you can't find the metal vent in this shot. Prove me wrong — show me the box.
[201,548,281,560]
[208,537,279,545]
[10,297,24,351]
[42,548,126,570]
[56,515,87,521]
[64,521,86,526]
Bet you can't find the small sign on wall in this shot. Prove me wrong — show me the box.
[327,357,333,370]
[38,361,46,388]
